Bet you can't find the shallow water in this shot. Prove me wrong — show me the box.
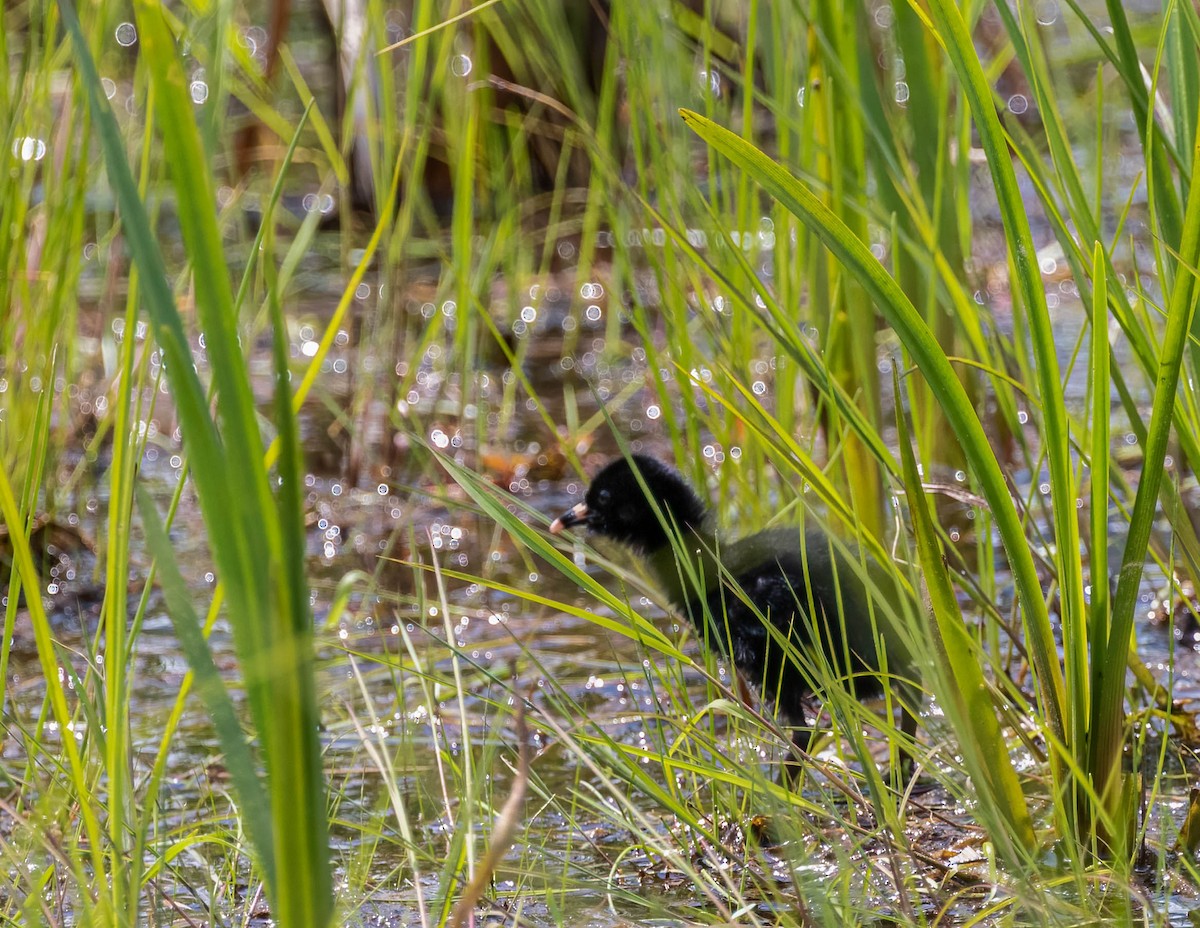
[5,0,1199,918]
[10,251,1200,923]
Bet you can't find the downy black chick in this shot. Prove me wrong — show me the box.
[550,453,918,756]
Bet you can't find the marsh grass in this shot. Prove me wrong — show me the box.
[2,0,1200,924]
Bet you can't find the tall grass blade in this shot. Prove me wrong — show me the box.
[1084,241,1119,854]
[59,0,333,921]
[894,366,1034,854]
[1093,113,1200,839]
[921,0,1082,781]
[0,451,110,923]
[266,240,334,920]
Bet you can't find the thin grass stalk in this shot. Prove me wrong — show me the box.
[1099,0,1183,248]
[0,457,110,922]
[268,240,334,925]
[453,62,481,404]
[921,0,1081,803]
[1086,242,1111,855]
[102,62,171,919]
[101,210,143,926]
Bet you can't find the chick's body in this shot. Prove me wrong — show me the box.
[551,454,914,737]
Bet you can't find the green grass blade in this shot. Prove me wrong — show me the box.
[59,0,333,921]
[1093,114,1200,831]
[1085,240,1118,851]
[1088,242,1110,678]
[266,252,334,917]
[894,366,1034,853]
[920,0,1082,767]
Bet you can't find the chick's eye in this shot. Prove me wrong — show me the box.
[595,488,612,507]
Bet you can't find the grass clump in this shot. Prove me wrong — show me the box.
[2,0,1200,925]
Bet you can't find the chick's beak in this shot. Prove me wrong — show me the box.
[549,502,589,535]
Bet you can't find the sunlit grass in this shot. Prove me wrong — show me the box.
[2,0,1200,924]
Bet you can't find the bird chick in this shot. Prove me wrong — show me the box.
[551,453,918,757]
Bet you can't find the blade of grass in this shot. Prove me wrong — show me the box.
[895,365,1035,853]
[0,461,110,922]
[1085,240,1119,853]
[1087,241,1110,701]
[919,0,1082,786]
[60,0,333,920]
[1093,113,1200,838]
[266,205,334,919]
